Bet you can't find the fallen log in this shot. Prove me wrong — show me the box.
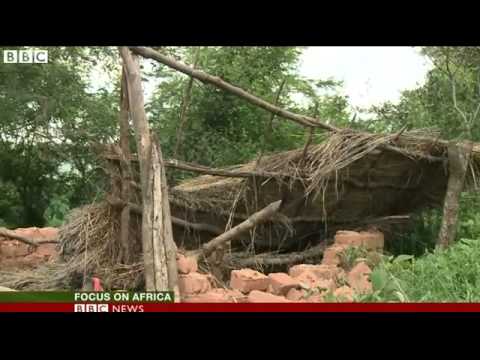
[0,228,58,247]
[225,243,326,268]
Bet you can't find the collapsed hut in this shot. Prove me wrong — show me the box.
[1,47,479,292]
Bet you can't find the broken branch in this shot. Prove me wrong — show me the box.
[129,46,338,131]
[193,199,282,260]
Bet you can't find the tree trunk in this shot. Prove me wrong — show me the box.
[119,47,179,294]
[437,141,473,248]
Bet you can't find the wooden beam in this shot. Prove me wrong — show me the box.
[102,153,289,179]
[107,195,224,236]
[191,200,282,260]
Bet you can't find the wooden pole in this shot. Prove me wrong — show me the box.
[437,141,473,248]
[118,68,133,263]
[119,47,179,295]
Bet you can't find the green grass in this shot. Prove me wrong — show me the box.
[359,238,480,302]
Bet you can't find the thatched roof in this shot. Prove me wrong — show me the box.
[170,129,480,250]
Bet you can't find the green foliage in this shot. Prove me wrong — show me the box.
[338,246,370,271]
[386,192,480,257]
[366,239,480,302]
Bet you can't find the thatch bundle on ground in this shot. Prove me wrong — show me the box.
[0,203,144,290]
[1,128,479,290]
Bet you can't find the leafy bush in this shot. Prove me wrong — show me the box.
[364,238,480,302]
[44,195,71,227]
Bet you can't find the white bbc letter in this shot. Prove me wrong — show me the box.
[74,304,85,312]
[34,50,48,64]
[97,304,109,312]
[19,50,33,63]
[4,50,17,63]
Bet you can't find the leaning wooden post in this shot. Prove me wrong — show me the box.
[190,200,282,261]
[437,141,473,248]
[119,47,180,298]
[118,68,133,263]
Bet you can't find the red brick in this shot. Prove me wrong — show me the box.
[178,272,212,295]
[176,253,198,274]
[247,290,291,303]
[267,273,299,295]
[334,230,384,251]
[38,227,59,241]
[285,288,306,302]
[183,288,247,303]
[321,245,348,266]
[294,270,336,292]
[288,264,339,279]
[304,293,325,303]
[0,241,31,258]
[334,286,355,302]
[347,262,372,294]
[230,269,270,294]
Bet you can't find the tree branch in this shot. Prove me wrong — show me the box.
[173,47,202,159]
[129,46,338,131]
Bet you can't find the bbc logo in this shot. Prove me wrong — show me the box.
[74,304,109,312]
[3,50,48,64]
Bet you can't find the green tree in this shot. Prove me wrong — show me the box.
[0,47,118,227]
